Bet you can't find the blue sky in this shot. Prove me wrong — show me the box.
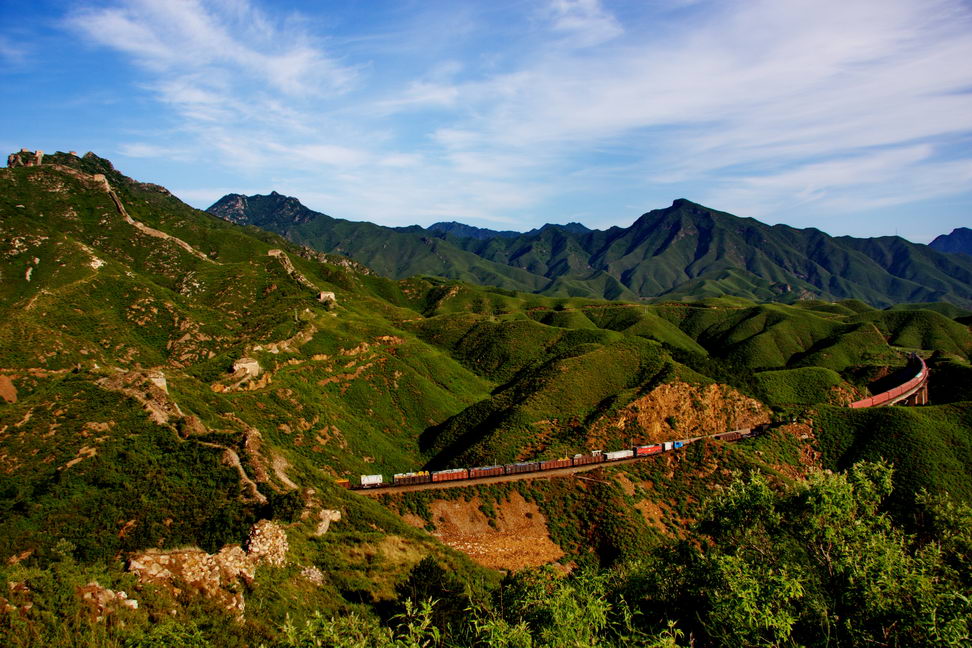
[2,0,971,241]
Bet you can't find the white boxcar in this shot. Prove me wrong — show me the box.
[360,474,383,488]
[604,449,634,461]
[663,442,674,451]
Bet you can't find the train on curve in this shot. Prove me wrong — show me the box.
[348,428,754,490]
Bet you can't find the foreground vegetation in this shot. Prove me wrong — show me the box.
[2,462,967,647]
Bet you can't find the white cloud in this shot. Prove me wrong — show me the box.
[379,153,424,168]
[546,0,623,46]
[282,143,372,168]
[68,0,355,96]
[0,34,27,65]
[118,142,190,159]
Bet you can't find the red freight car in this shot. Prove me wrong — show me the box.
[431,468,469,482]
[393,471,432,486]
[335,479,351,489]
[571,452,605,466]
[634,444,662,456]
[505,462,540,475]
[539,458,571,471]
[469,465,505,479]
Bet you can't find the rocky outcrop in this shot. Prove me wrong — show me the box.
[297,246,374,276]
[246,519,289,566]
[97,370,182,425]
[76,582,138,622]
[128,520,289,616]
[232,357,261,379]
[588,380,771,447]
[268,249,338,306]
[315,509,342,536]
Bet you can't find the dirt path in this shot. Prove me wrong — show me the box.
[0,376,16,403]
[412,493,564,570]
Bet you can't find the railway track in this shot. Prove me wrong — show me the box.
[357,450,686,496]
[350,355,929,495]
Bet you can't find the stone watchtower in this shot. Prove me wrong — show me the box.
[7,149,44,168]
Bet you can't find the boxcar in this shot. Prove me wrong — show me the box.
[539,458,571,471]
[604,449,635,461]
[572,453,605,466]
[393,472,432,486]
[635,444,662,456]
[360,474,383,488]
[335,479,351,489]
[506,462,540,475]
[431,468,469,482]
[714,432,742,442]
[469,465,505,479]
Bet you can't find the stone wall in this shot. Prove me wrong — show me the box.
[128,520,290,616]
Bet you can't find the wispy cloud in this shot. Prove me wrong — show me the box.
[0,35,27,65]
[546,0,623,46]
[59,0,972,236]
[68,0,355,96]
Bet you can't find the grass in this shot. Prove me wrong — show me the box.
[814,403,972,520]
[755,367,846,407]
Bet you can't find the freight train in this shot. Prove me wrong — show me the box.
[350,428,754,490]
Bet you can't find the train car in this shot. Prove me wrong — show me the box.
[539,458,571,471]
[360,474,383,488]
[469,465,505,479]
[713,432,742,442]
[334,478,351,489]
[634,444,662,456]
[431,468,469,482]
[604,449,635,461]
[571,452,605,467]
[506,461,540,475]
[393,471,432,486]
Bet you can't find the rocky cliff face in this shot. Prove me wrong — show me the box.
[588,380,771,447]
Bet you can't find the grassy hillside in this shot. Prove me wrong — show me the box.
[815,404,972,519]
[755,367,850,408]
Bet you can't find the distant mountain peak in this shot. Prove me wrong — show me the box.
[207,191,325,228]
[425,221,522,240]
[930,227,972,256]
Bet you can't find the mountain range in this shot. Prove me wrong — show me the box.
[208,193,972,308]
